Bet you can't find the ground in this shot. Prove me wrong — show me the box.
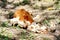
[0,0,60,40]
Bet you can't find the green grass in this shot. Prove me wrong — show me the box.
[22,0,30,5]
[43,18,55,26]
[13,0,30,7]
[1,21,9,27]
[13,3,21,7]
[43,19,50,26]
[0,0,7,8]
[0,34,12,40]
[42,37,51,40]
[19,31,35,40]
[55,0,60,10]
[8,12,14,19]
[33,5,40,9]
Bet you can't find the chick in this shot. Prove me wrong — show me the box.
[10,9,34,28]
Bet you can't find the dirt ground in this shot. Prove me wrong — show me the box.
[0,0,60,40]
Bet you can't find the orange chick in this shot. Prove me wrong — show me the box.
[13,9,34,23]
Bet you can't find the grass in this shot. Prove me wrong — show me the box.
[8,12,14,19]
[0,27,13,38]
[13,0,30,7]
[43,18,55,26]
[0,21,13,40]
[33,5,40,9]
[55,0,60,10]
[41,37,51,40]
[0,26,35,40]
[43,19,50,26]
[1,21,9,27]
[19,30,35,40]
[22,0,30,5]
[0,0,7,8]
[0,34,12,40]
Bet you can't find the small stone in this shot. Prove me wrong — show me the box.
[7,0,14,3]
[13,0,20,4]
[40,26,47,30]
[5,4,14,9]
[19,0,24,2]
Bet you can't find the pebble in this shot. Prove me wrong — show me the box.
[5,4,14,9]
[13,0,23,4]
[7,0,14,3]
